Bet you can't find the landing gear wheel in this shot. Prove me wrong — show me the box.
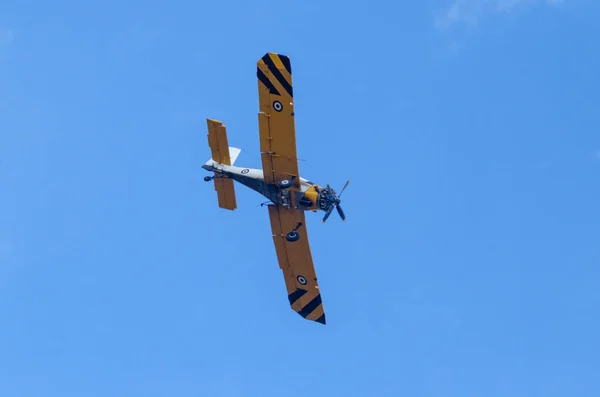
[204,176,212,182]
[285,231,300,242]
[278,179,292,189]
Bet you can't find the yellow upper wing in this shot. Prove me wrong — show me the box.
[268,204,326,325]
[257,53,300,188]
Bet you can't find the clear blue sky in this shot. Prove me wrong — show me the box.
[1,1,599,396]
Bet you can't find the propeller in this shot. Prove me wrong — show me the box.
[321,179,349,223]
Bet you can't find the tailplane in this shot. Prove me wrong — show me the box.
[205,118,237,210]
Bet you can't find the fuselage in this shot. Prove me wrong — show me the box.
[202,161,331,212]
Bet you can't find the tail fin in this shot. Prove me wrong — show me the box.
[228,147,241,165]
[206,118,237,210]
[203,147,241,169]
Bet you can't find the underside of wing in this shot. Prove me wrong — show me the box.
[267,205,325,325]
[257,53,301,188]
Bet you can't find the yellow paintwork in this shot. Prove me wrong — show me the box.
[302,185,321,211]
[258,53,326,324]
[206,119,236,210]
[213,178,237,210]
[257,53,300,188]
[206,119,231,165]
[268,205,325,323]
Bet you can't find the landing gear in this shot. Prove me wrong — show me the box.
[286,231,300,242]
[285,222,303,243]
[278,179,292,189]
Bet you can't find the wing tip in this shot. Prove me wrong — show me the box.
[294,310,326,325]
[298,313,327,325]
[315,313,326,325]
[259,52,292,74]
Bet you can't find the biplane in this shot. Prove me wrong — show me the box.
[202,52,348,325]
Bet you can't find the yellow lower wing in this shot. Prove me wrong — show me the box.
[268,205,325,324]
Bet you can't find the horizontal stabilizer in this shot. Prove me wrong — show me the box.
[214,178,237,210]
[206,118,237,210]
[206,119,232,165]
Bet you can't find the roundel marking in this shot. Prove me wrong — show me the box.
[297,275,307,285]
[273,101,283,112]
[241,169,249,174]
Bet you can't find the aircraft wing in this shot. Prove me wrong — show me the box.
[267,204,326,325]
[257,53,301,188]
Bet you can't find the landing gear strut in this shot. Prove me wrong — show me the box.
[285,222,303,242]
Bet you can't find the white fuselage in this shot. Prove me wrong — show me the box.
[204,160,315,191]
[202,159,320,209]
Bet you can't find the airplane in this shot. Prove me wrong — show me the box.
[201,52,349,325]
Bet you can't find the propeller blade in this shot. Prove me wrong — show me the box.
[322,207,334,223]
[338,179,350,198]
[336,204,346,221]
[325,183,333,198]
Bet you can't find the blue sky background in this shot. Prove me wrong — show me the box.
[1,0,599,396]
